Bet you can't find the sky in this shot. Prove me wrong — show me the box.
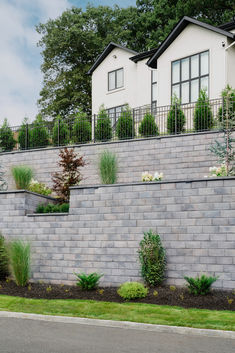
[0,0,136,126]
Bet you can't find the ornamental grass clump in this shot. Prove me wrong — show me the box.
[74,272,103,290]
[117,282,148,300]
[184,274,218,296]
[11,165,34,190]
[138,230,166,286]
[99,150,118,184]
[10,240,31,286]
[0,234,9,280]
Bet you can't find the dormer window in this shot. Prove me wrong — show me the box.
[108,68,124,91]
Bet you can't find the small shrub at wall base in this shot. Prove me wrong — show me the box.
[184,274,218,296]
[74,272,103,290]
[117,282,148,300]
[99,150,118,184]
[36,203,69,214]
[28,180,52,196]
[10,240,31,287]
[139,112,158,137]
[0,234,9,280]
[138,230,166,287]
[11,166,34,190]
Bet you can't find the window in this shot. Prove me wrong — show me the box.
[171,51,209,103]
[107,105,126,126]
[108,68,124,91]
[151,70,157,108]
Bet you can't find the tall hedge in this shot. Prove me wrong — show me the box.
[0,118,16,152]
[73,111,92,144]
[95,107,112,142]
[167,96,186,134]
[194,90,213,131]
[29,114,49,148]
[116,107,135,139]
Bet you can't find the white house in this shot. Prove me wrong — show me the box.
[88,16,235,117]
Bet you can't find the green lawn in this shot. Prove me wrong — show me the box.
[0,295,234,331]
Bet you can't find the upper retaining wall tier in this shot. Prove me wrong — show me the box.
[0,131,221,190]
[0,178,235,289]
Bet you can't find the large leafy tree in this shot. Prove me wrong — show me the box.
[37,1,235,119]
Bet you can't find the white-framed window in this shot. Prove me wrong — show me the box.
[171,51,209,103]
[107,104,126,126]
[108,68,124,91]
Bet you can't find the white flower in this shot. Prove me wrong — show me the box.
[142,172,153,182]
[153,171,163,181]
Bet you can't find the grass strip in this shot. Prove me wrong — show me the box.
[0,295,234,331]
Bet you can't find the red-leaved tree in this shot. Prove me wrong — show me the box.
[52,147,85,202]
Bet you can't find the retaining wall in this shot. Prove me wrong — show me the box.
[0,131,221,190]
[1,177,234,289]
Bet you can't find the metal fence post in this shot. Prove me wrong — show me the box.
[132,108,135,138]
[93,114,96,143]
[58,117,60,146]
[25,123,28,150]
[175,103,177,134]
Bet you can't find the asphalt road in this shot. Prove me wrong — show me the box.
[0,317,234,353]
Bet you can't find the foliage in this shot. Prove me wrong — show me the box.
[138,230,166,286]
[167,96,186,134]
[99,150,118,184]
[0,163,7,191]
[29,115,49,149]
[194,90,214,131]
[116,107,135,140]
[52,147,85,202]
[0,234,9,280]
[36,203,69,214]
[37,2,234,119]
[74,272,103,290]
[52,115,70,146]
[9,240,31,286]
[18,118,30,150]
[184,274,218,296]
[139,112,158,137]
[117,282,148,300]
[28,180,52,196]
[95,107,112,142]
[142,171,163,182]
[217,85,235,122]
[0,118,16,152]
[11,166,34,190]
[73,111,92,144]
[209,164,228,177]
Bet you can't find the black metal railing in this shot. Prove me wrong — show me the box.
[1,97,235,152]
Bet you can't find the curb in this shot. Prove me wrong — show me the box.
[0,311,235,339]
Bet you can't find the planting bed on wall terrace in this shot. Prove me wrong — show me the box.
[0,281,235,311]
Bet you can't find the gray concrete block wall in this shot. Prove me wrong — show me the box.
[0,131,221,190]
[0,178,235,289]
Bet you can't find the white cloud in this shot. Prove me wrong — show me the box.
[0,0,70,126]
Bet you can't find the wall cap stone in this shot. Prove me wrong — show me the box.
[27,213,69,217]
[0,189,57,201]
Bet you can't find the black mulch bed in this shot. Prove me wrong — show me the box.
[1,280,235,311]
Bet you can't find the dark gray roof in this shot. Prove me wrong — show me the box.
[219,19,235,32]
[147,16,235,68]
[87,42,138,75]
[130,48,157,63]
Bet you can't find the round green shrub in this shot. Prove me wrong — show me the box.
[29,115,49,149]
[18,118,30,150]
[167,97,186,134]
[117,282,148,300]
[52,115,69,146]
[194,90,213,131]
[217,86,235,123]
[72,112,91,144]
[116,109,135,140]
[138,230,166,287]
[0,234,9,280]
[0,118,16,152]
[139,112,158,137]
[95,108,112,141]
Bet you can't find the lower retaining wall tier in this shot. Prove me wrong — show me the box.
[0,178,235,289]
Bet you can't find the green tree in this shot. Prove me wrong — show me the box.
[194,90,214,131]
[0,118,16,151]
[72,111,92,144]
[95,107,112,142]
[217,85,235,123]
[139,112,158,137]
[29,114,49,149]
[18,118,30,150]
[116,106,135,139]
[167,96,186,134]
[52,115,70,146]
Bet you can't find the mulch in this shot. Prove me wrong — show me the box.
[0,280,235,311]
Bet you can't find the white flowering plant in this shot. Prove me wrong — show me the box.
[208,164,228,177]
[142,171,163,182]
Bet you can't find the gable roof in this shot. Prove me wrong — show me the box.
[87,42,138,75]
[130,48,157,63]
[147,16,235,68]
